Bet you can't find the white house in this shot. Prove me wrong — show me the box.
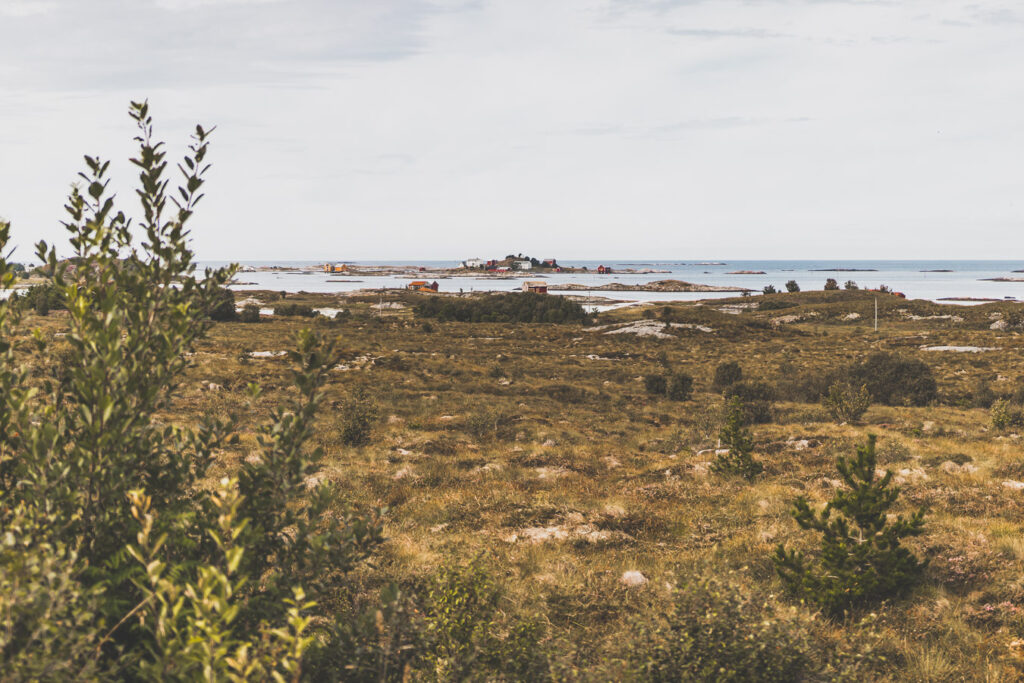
[513,260,532,270]
[461,257,486,268]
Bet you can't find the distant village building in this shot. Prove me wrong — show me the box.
[521,280,548,294]
[407,280,439,292]
[542,258,558,268]
[513,260,533,271]
[324,263,348,273]
[461,257,486,268]
[597,265,612,274]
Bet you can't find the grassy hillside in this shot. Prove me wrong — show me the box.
[23,288,1024,679]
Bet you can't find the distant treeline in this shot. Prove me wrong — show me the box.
[415,292,589,323]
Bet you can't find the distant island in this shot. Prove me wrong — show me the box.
[547,279,751,293]
[809,268,878,272]
[726,270,766,275]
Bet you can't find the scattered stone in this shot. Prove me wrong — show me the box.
[1003,480,1024,490]
[842,312,861,320]
[542,439,557,448]
[387,415,404,425]
[991,320,1009,330]
[894,468,928,485]
[393,466,415,480]
[940,461,979,475]
[921,345,1000,353]
[620,571,648,587]
[770,314,802,326]
[251,350,287,358]
[604,456,621,469]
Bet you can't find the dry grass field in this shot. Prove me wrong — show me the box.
[25,286,1024,679]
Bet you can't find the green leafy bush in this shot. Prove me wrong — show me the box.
[762,284,777,294]
[414,292,589,324]
[774,436,927,615]
[844,280,858,290]
[712,397,763,479]
[0,102,384,677]
[635,576,817,681]
[785,280,800,293]
[846,352,937,406]
[824,278,839,290]
[422,559,551,681]
[991,398,1023,432]
[823,381,871,423]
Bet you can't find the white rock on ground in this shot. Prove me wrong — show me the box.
[620,571,648,587]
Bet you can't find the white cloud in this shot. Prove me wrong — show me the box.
[1,0,1023,259]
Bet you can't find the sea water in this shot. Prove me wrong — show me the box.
[207,259,1024,306]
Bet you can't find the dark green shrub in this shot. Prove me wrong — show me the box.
[644,373,668,396]
[846,352,937,406]
[207,285,237,321]
[970,377,996,409]
[19,283,64,316]
[340,385,379,446]
[724,381,775,424]
[712,397,763,479]
[465,409,518,442]
[415,292,589,324]
[823,381,871,423]
[666,372,694,401]
[774,436,927,615]
[762,284,777,294]
[824,278,839,290]
[635,576,816,681]
[844,280,858,290]
[785,280,800,293]
[239,302,260,322]
[758,299,797,311]
[422,559,551,681]
[273,303,316,317]
[712,360,742,391]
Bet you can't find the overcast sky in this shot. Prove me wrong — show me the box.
[1,0,1023,261]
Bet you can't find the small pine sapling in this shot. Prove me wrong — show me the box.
[711,397,763,479]
[773,435,927,615]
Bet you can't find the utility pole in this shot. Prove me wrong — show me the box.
[874,297,878,332]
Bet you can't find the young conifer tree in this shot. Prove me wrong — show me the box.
[773,435,927,615]
[711,396,763,479]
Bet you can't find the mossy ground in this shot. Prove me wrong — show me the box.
[25,288,1024,679]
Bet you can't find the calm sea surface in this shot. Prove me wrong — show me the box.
[204,260,1024,306]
